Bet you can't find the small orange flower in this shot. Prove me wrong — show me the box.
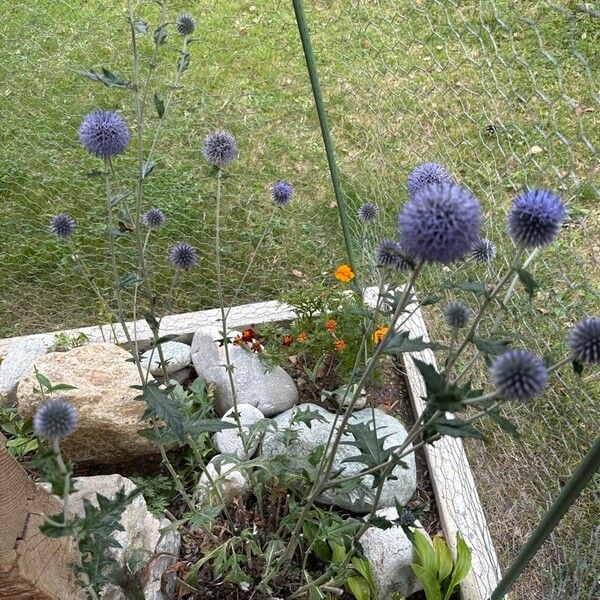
[250,341,262,353]
[282,334,293,347]
[334,339,347,351]
[233,335,244,346]
[372,326,389,344]
[334,264,355,283]
[325,319,337,332]
[241,328,257,342]
[297,332,308,343]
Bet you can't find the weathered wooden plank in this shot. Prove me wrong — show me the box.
[0,434,79,599]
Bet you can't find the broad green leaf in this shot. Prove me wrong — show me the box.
[446,280,489,296]
[352,556,377,595]
[330,540,347,564]
[346,576,371,600]
[444,534,472,600]
[433,417,483,440]
[153,24,168,46]
[412,529,436,574]
[382,330,446,355]
[470,336,507,356]
[488,411,520,438]
[411,563,441,600]
[76,67,131,89]
[433,535,453,582]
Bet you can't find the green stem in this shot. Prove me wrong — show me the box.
[291,0,359,289]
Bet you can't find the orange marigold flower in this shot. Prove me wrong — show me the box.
[334,339,347,351]
[233,335,244,346]
[297,332,308,343]
[250,341,262,353]
[334,264,355,283]
[372,326,389,344]
[325,319,337,332]
[282,334,293,347]
[241,328,257,342]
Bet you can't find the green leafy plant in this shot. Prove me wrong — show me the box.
[0,407,38,456]
[410,531,472,600]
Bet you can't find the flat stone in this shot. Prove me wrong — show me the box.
[213,404,265,459]
[140,341,192,376]
[0,335,54,406]
[196,455,250,507]
[261,403,416,513]
[191,326,298,416]
[17,343,158,464]
[361,507,425,599]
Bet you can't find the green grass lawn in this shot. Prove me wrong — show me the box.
[0,1,598,597]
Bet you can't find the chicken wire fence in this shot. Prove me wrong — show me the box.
[1,0,598,598]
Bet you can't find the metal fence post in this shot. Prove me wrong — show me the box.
[490,434,600,599]
[290,0,360,281]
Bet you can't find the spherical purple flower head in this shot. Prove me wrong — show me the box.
[357,202,378,223]
[490,349,547,402]
[78,111,130,158]
[397,183,481,264]
[202,130,237,168]
[375,240,412,272]
[168,241,197,270]
[443,301,471,329]
[143,208,165,229]
[407,162,452,198]
[175,13,196,36]
[271,181,293,207]
[469,237,496,264]
[33,399,78,440]
[507,189,566,248]
[568,318,600,365]
[49,214,76,239]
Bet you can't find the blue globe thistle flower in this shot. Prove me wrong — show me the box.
[469,237,496,264]
[490,349,547,402]
[168,242,197,270]
[443,301,471,329]
[507,189,566,248]
[33,399,78,440]
[568,318,600,365]
[375,240,412,272]
[143,208,165,229]
[407,162,452,197]
[175,13,196,36]
[49,214,76,239]
[397,183,481,264]
[78,111,130,158]
[271,181,293,207]
[202,130,237,168]
[357,202,378,223]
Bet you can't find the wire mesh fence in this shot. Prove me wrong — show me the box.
[0,1,598,598]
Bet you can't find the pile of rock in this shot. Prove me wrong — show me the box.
[1,324,422,599]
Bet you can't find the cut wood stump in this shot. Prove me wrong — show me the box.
[0,434,80,599]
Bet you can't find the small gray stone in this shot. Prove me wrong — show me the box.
[191,326,298,416]
[140,341,192,376]
[213,404,265,459]
[196,455,250,507]
[156,366,194,386]
[261,403,416,512]
[0,335,54,405]
[361,507,426,599]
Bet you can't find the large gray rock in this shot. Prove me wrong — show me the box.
[140,341,192,376]
[17,343,159,464]
[191,326,297,416]
[213,403,265,459]
[0,334,54,405]
[361,507,425,599]
[49,474,180,600]
[261,403,416,512]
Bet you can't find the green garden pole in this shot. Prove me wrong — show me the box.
[291,0,359,279]
[491,434,600,599]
